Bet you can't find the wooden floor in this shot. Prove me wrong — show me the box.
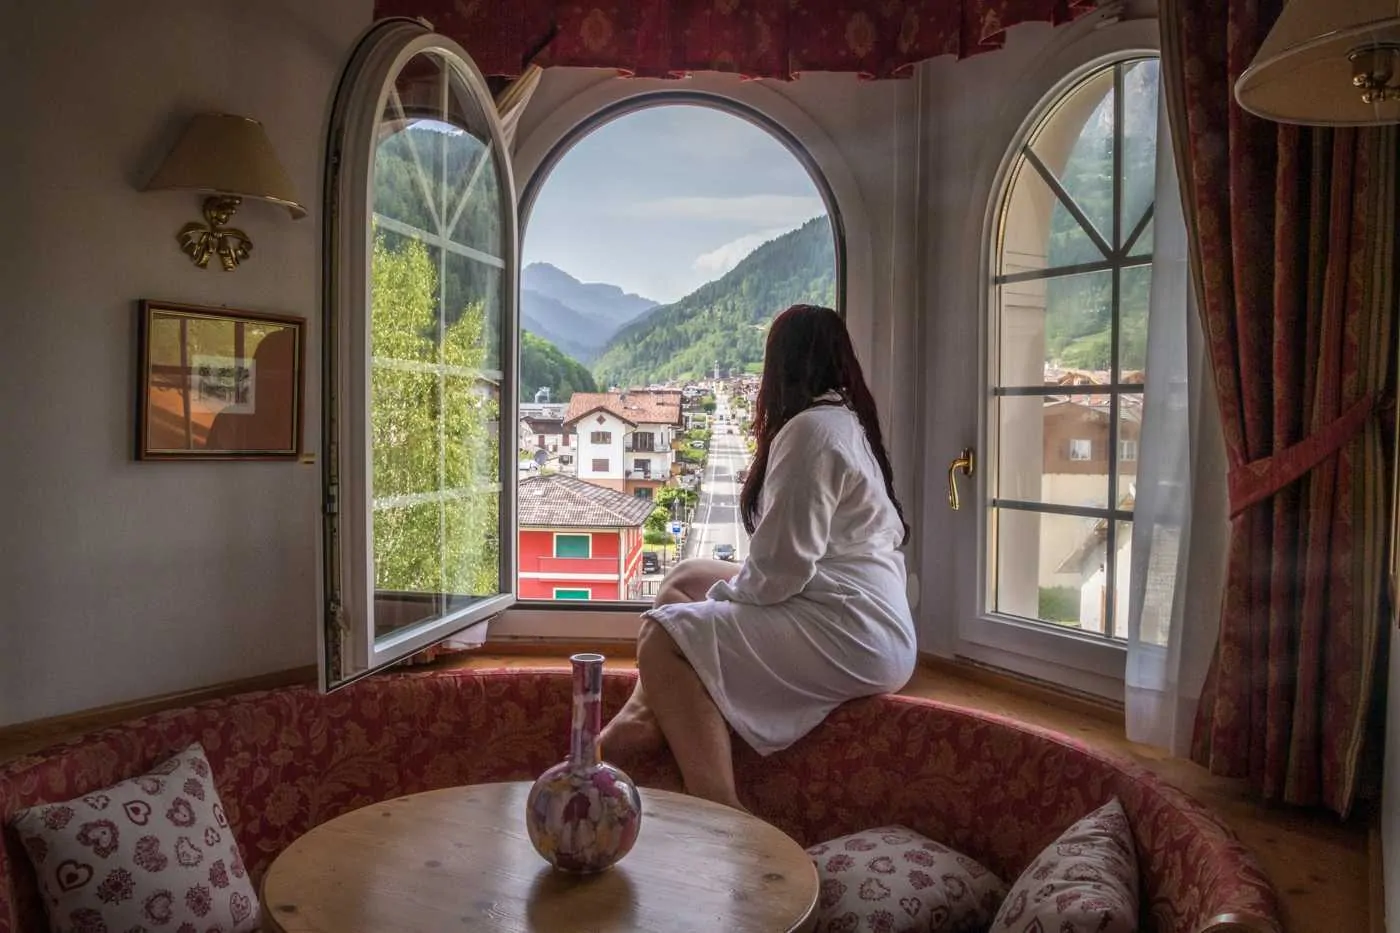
[447,652,1370,933]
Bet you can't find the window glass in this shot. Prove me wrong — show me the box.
[989,57,1158,639]
[321,21,516,688]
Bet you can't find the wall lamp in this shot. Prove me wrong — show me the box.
[1236,0,1400,125]
[144,113,306,270]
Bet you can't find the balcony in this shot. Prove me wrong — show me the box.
[526,556,618,575]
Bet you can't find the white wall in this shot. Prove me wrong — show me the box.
[574,412,629,480]
[0,0,374,724]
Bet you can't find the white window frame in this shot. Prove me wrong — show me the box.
[1069,439,1093,461]
[956,39,1165,700]
[1119,438,1138,462]
[590,431,612,444]
[319,19,518,689]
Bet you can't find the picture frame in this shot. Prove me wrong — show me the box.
[136,300,305,460]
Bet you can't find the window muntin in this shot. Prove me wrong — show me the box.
[990,57,1159,640]
[321,21,517,689]
[554,534,592,559]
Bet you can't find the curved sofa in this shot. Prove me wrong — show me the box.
[0,667,1280,932]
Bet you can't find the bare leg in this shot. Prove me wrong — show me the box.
[636,617,745,810]
[600,559,737,763]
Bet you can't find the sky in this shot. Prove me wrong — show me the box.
[522,105,827,304]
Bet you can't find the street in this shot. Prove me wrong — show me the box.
[636,389,751,596]
[682,402,752,564]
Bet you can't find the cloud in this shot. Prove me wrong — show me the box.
[691,226,799,278]
[615,194,825,226]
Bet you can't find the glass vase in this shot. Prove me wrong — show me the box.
[524,653,643,872]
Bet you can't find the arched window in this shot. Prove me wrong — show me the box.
[515,97,841,605]
[320,20,518,688]
[989,57,1160,639]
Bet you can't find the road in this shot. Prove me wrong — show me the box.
[683,392,751,564]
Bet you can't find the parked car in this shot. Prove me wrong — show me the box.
[641,552,661,574]
[713,543,736,561]
[688,440,706,449]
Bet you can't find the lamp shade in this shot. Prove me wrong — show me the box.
[1235,0,1400,125]
[145,113,306,219]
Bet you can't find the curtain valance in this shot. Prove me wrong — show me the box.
[373,0,1095,80]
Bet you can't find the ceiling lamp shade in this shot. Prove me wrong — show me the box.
[1235,0,1400,125]
[145,113,306,219]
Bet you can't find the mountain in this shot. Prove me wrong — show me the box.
[591,217,835,387]
[521,263,657,363]
[523,263,657,329]
[521,292,605,364]
[520,331,597,402]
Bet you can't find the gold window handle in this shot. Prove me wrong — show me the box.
[947,448,975,511]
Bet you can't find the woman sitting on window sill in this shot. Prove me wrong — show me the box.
[600,304,916,811]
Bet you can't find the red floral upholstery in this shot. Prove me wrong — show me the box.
[0,668,1280,933]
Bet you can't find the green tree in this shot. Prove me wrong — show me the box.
[643,505,671,537]
[370,233,499,597]
[520,330,597,400]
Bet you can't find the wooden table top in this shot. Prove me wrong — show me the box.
[260,781,818,933]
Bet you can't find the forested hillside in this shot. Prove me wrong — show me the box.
[591,217,836,387]
[520,331,598,401]
[521,263,657,364]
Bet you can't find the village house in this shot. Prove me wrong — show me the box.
[516,474,653,601]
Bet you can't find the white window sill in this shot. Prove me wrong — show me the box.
[491,604,647,641]
[956,613,1126,703]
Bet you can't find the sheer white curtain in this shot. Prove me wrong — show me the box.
[1124,76,1229,754]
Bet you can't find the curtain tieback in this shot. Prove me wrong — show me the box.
[1227,393,1376,519]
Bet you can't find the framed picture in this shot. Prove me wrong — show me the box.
[136,300,305,460]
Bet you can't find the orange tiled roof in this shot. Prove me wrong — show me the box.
[563,390,683,429]
[517,474,655,527]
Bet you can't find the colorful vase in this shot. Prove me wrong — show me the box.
[524,653,643,873]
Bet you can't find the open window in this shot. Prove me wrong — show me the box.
[320,19,518,689]
[513,97,841,611]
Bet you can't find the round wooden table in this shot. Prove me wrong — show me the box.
[260,781,818,933]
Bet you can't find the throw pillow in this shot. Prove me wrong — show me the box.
[807,825,1007,933]
[990,797,1139,933]
[11,742,260,933]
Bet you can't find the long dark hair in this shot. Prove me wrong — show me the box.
[739,304,908,544]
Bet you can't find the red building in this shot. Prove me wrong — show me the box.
[517,474,655,601]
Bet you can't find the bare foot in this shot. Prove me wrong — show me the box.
[600,709,666,762]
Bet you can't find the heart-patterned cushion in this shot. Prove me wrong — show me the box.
[10,743,260,933]
[806,825,1007,933]
[989,797,1139,933]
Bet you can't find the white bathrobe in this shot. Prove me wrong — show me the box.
[645,403,916,755]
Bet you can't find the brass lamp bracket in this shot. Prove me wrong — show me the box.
[177,195,253,271]
[1349,43,1400,105]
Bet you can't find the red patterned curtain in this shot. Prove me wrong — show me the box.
[373,0,1094,80]
[1161,0,1398,815]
